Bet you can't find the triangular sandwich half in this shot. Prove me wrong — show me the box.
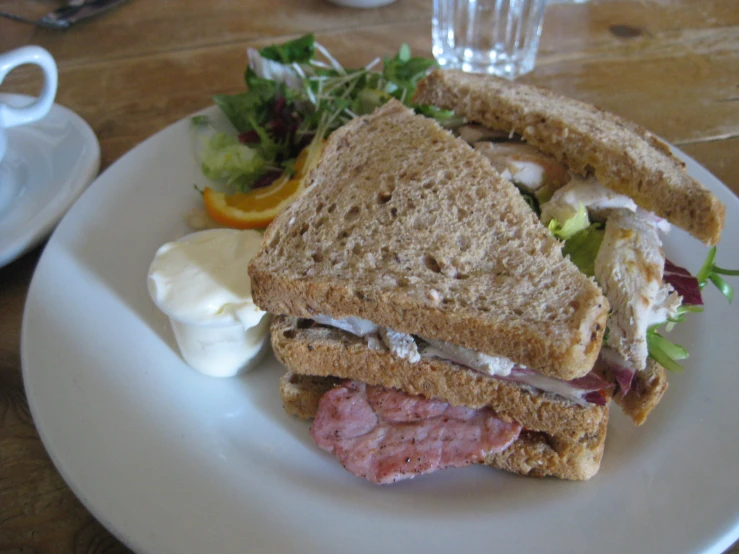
[249,100,613,483]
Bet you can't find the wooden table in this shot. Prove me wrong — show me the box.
[0,0,737,551]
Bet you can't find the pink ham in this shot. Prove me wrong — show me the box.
[498,367,612,406]
[311,381,521,484]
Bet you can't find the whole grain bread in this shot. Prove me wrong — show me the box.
[279,370,608,481]
[272,315,609,444]
[250,100,608,381]
[614,360,668,425]
[414,69,725,246]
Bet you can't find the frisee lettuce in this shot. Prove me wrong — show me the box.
[198,131,266,189]
[258,33,315,64]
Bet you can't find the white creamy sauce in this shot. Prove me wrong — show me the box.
[421,338,515,377]
[148,229,270,377]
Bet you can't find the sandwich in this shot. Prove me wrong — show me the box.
[414,69,727,424]
[248,71,730,484]
[249,99,615,483]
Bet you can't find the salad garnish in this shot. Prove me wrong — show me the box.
[194,34,440,202]
[696,246,739,303]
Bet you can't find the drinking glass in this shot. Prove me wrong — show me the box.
[432,0,548,79]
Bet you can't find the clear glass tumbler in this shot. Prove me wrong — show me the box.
[432,0,548,79]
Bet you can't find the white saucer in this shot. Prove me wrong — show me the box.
[0,93,100,268]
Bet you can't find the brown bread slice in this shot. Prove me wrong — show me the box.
[273,315,609,480]
[414,69,725,246]
[250,100,608,381]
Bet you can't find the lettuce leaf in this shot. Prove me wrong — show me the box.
[199,131,265,189]
[414,105,464,128]
[213,77,279,134]
[548,202,590,240]
[381,44,437,105]
[561,224,605,277]
[258,33,315,64]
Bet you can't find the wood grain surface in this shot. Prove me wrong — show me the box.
[0,0,737,552]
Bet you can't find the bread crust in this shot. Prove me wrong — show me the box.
[279,369,608,481]
[613,359,669,425]
[414,69,725,246]
[250,100,609,381]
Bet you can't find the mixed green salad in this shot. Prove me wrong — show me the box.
[192,34,454,192]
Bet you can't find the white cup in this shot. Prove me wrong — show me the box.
[0,46,58,163]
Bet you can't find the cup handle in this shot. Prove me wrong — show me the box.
[0,46,58,128]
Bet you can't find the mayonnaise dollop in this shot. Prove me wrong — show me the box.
[148,229,271,377]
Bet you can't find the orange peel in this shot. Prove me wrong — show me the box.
[202,141,322,229]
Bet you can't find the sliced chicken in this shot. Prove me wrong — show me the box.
[379,327,420,362]
[422,337,515,377]
[474,141,570,196]
[540,176,637,225]
[594,209,681,370]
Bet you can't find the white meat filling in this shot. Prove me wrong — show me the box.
[379,327,420,363]
[421,338,514,377]
[312,314,514,376]
[540,176,638,225]
[310,316,605,404]
[594,209,681,371]
[312,314,380,337]
[473,141,570,195]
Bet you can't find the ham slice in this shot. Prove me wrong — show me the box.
[599,347,636,397]
[311,381,521,484]
[498,367,612,406]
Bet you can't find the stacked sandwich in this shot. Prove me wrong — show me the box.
[247,71,726,484]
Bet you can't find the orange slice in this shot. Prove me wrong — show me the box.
[203,176,303,229]
[202,140,325,229]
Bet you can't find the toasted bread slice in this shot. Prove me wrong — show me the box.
[280,371,608,481]
[250,100,608,381]
[274,316,609,480]
[414,69,725,246]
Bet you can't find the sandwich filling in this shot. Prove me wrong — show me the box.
[311,380,522,484]
[463,126,689,385]
[310,315,611,406]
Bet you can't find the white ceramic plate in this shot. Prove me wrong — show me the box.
[22,106,739,554]
[0,93,100,268]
